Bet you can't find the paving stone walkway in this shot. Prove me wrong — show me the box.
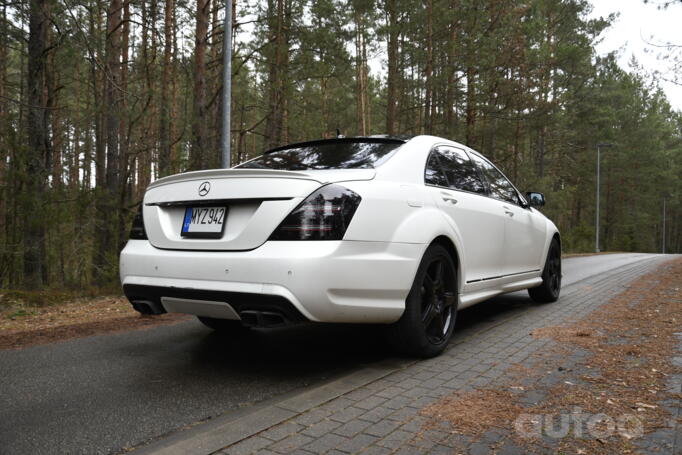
[215,257,680,455]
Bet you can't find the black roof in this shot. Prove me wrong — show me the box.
[264,135,412,154]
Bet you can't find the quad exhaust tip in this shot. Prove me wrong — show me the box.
[131,300,166,315]
[239,310,288,328]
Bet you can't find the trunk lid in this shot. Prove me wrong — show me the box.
[143,168,374,251]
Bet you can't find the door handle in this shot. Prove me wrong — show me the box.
[441,194,458,205]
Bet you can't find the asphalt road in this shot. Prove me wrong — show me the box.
[0,252,664,455]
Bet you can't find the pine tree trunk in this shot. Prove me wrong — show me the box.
[446,11,457,137]
[136,0,151,197]
[191,0,210,169]
[118,0,130,252]
[0,4,8,271]
[24,0,51,288]
[91,0,105,193]
[264,0,288,149]
[169,0,179,173]
[93,0,122,284]
[159,0,174,177]
[354,10,368,136]
[385,0,398,135]
[424,0,433,134]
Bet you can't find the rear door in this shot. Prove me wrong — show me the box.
[425,145,506,283]
[467,153,546,276]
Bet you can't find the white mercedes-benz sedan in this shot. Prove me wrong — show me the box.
[120,135,561,357]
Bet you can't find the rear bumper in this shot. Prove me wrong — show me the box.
[119,240,425,323]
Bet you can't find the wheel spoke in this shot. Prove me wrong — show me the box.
[441,311,452,335]
[418,254,457,345]
[443,291,456,309]
[432,311,444,334]
[428,260,443,290]
[422,302,439,325]
[423,273,435,290]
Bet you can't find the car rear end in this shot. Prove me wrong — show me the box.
[120,138,423,326]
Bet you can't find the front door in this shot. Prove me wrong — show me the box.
[468,152,545,276]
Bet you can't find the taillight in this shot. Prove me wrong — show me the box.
[269,184,361,241]
[129,204,148,240]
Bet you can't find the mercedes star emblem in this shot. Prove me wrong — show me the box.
[198,181,211,197]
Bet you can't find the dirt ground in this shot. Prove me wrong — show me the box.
[0,294,188,350]
[422,257,682,454]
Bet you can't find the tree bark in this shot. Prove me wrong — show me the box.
[93,0,123,284]
[446,11,457,137]
[354,9,369,136]
[118,0,130,252]
[424,0,433,134]
[159,0,174,176]
[191,0,210,169]
[264,0,288,149]
[385,0,398,135]
[24,0,51,287]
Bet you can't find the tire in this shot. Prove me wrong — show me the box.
[197,316,250,334]
[388,243,458,358]
[528,238,562,303]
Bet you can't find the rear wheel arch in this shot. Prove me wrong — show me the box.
[430,235,462,294]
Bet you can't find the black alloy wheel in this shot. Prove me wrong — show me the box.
[420,257,457,345]
[388,243,458,358]
[529,238,562,303]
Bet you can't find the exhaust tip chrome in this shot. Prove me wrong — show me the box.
[131,300,166,315]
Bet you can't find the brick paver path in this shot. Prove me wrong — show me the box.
[216,257,679,455]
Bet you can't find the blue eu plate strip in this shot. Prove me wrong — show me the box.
[182,208,193,233]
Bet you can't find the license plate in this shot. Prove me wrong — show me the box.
[181,206,227,238]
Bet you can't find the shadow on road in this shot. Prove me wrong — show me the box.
[187,289,535,371]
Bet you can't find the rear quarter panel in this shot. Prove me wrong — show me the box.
[341,180,466,293]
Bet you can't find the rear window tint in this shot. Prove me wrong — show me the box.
[237,141,402,170]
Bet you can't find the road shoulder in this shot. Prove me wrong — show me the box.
[0,295,188,350]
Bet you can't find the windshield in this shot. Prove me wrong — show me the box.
[237,141,402,170]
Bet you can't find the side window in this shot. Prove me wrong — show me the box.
[437,146,486,194]
[469,153,520,204]
[424,152,448,187]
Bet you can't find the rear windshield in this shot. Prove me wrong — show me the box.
[237,141,402,170]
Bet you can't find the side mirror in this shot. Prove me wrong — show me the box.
[526,192,545,208]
